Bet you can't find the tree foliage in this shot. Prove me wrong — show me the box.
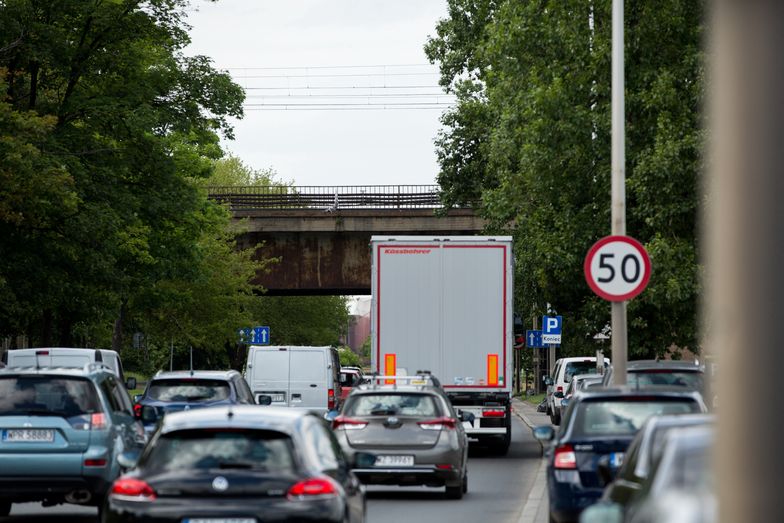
[426,0,703,357]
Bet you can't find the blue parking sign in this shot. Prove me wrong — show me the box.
[542,316,563,345]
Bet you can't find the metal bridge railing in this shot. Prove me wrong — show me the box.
[206,185,443,210]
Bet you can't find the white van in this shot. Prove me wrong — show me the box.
[244,346,341,413]
[545,356,610,425]
[4,347,135,389]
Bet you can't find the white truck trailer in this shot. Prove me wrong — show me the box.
[370,236,514,454]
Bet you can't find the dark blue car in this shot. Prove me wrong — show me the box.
[134,370,255,433]
[533,387,706,523]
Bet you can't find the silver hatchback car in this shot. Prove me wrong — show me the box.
[331,374,470,499]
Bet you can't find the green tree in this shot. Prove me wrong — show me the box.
[0,0,245,351]
[426,0,703,358]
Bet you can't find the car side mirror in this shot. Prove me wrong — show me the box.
[353,452,376,469]
[257,395,272,406]
[544,377,553,386]
[133,394,143,403]
[141,405,159,425]
[532,425,555,442]
[117,450,141,470]
[579,502,623,523]
[324,409,339,422]
[125,377,137,390]
[554,391,564,399]
[457,410,475,425]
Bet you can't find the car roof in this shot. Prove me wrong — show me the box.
[7,347,116,355]
[627,360,703,371]
[0,363,113,378]
[152,370,239,380]
[573,385,705,399]
[159,405,312,435]
[573,373,603,382]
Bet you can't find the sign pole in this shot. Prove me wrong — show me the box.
[611,0,627,386]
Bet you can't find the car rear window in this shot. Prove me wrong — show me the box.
[564,361,607,382]
[628,371,703,390]
[142,429,296,474]
[340,372,361,387]
[0,376,101,417]
[345,393,440,417]
[147,379,231,402]
[573,399,700,437]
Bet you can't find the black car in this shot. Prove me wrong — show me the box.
[602,413,713,507]
[104,406,366,523]
[133,370,255,432]
[601,360,704,390]
[533,387,707,523]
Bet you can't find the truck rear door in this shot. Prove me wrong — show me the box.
[250,348,290,406]
[289,349,327,410]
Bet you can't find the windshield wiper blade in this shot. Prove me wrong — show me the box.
[217,460,258,470]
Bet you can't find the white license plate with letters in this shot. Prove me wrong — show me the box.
[2,429,54,442]
[374,455,414,467]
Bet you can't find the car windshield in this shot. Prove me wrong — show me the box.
[564,362,606,382]
[142,429,296,473]
[0,376,101,417]
[346,393,440,417]
[628,371,703,390]
[147,379,231,402]
[573,399,700,437]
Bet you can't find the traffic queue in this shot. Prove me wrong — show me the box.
[536,356,713,523]
[0,346,714,523]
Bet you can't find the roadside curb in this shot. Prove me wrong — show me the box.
[517,458,548,523]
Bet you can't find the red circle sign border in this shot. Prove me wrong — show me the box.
[583,235,652,302]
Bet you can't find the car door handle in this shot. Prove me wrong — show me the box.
[309,384,317,388]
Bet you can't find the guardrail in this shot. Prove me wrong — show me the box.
[206,185,443,210]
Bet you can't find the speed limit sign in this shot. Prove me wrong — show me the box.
[584,235,651,301]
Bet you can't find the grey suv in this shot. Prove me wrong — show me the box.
[0,364,146,516]
[332,374,471,499]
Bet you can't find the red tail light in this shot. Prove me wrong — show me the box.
[133,404,143,419]
[110,478,157,501]
[554,444,577,469]
[332,415,368,430]
[327,388,335,410]
[436,464,454,470]
[482,409,506,418]
[417,417,456,430]
[287,477,339,499]
[84,458,107,467]
[556,386,563,392]
[90,413,107,430]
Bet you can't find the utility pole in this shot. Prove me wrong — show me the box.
[709,2,784,521]
[610,0,627,386]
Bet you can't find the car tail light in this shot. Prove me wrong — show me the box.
[328,388,335,410]
[554,444,577,469]
[332,416,367,430]
[483,409,506,418]
[84,458,107,467]
[110,478,157,501]
[90,413,107,430]
[418,417,456,430]
[287,477,339,499]
[133,404,143,419]
[436,464,454,470]
[556,386,563,392]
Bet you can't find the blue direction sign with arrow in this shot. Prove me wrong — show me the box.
[252,326,270,345]
[526,330,544,348]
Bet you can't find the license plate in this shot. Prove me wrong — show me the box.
[374,455,414,467]
[609,452,625,468]
[183,519,256,523]
[2,429,54,442]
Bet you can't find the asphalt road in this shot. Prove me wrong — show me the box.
[1,414,542,523]
[366,414,543,523]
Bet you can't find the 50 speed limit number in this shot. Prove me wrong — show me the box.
[584,236,651,301]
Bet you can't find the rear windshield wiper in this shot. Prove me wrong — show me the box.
[370,408,398,415]
[217,460,266,470]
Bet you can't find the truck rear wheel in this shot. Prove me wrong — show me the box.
[492,431,511,455]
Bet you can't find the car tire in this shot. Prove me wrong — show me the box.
[550,411,560,425]
[445,482,463,500]
[0,502,11,517]
[462,471,468,494]
[492,431,511,456]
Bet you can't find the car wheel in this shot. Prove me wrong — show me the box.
[462,472,468,494]
[445,482,463,500]
[492,431,511,456]
[550,411,560,425]
[0,502,11,517]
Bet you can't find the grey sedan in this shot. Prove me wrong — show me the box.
[332,377,470,499]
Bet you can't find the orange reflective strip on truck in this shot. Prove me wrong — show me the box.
[487,354,499,386]
[384,354,396,384]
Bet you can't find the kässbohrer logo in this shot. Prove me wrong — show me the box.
[384,248,432,254]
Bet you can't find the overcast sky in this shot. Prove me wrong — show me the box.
[186,0,449,186]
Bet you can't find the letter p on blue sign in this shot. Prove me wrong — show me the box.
[543,316,562,335]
